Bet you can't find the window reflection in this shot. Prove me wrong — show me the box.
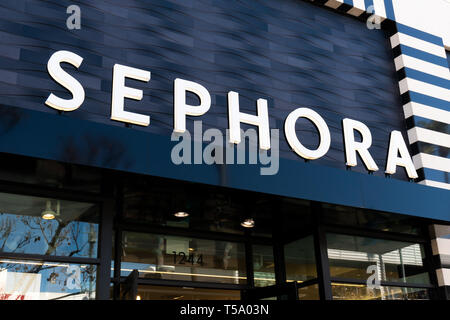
[284,236,317,282]
[253,245,276,287]
[321,204,424,235]
[0,259,96,300]
[0,193,99,258]
[331,283,430,300]
[122,176,275,237]
[327,233,430,285]
[121,232,247,284]
[0,155,102,193]
[123,179,246,235]
[298,283,320,300]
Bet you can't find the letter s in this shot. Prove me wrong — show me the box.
[45,50,85,112]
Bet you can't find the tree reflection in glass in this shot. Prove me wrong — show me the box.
[0,193,99,258]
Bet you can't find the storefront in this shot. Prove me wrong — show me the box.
[0,0,448,300]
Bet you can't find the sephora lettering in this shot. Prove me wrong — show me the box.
[44,50,418,179]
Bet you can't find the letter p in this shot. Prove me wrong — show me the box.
[174,78,211,133]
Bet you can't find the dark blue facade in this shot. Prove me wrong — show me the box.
[0,0,448,221]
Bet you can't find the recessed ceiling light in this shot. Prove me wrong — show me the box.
[41,200,56,220]
[174,211,189,218]
[41,211,55,220]
[241,218,255,228]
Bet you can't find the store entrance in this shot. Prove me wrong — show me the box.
[112,175,437,301]
[118,272,299,301]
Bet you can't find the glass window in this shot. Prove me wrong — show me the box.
[123,178,247,235]
[0,192,99,258]
[327,233,430,285]
[134,285,240,300]
[281,199,313,237]
[122,176,277,237]
[331,283,430,300]
[321,204,424,235]
[0,155,102,193]
[284,235,317,283]
[121,232,247,284]
[298,283,320,300]
[0,259,96,300]
[252,245,276,287]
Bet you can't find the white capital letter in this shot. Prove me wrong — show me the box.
[174,78,211,133]
[228,91,270,150]
[45,50,84,112]
[385,130,418,179]
[111,64,150,126]
[342,118,379,172]
[284,108,330,160]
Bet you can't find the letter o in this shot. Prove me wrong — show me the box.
[284,108,331,160]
